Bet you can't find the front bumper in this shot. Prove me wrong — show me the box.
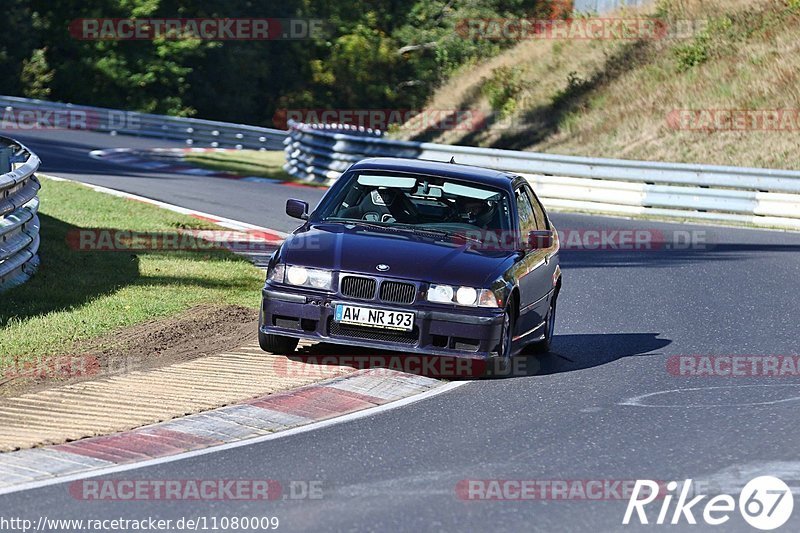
[260,286,505,359]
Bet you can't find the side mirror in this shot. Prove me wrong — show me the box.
[286,199,309,220]
[527,230,554,250]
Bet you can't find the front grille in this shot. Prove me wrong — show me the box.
[379,281,416,305]
[340,275,377,300]
[329,320,418,345]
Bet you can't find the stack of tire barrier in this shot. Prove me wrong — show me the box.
[0,136,41,292]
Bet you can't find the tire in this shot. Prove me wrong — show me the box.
[259,330,299,354]
[258,310,299,354]
[487,301,515,378]
[531,295,556,354]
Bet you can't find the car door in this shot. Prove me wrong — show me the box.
[524,183,559,319]
[512,184,549,337]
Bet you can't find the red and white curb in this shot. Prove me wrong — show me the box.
[0,370,459,495]
[89,147,320,188]
[3,175,459,495]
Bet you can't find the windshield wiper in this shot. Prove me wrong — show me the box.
[392,223,482,245]
[322,218,391,232]
[325,218,440,236]
[323,218,481,245]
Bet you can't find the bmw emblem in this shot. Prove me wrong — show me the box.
[376,264,390,272]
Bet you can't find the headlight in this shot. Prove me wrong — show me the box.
[267,263,285,283]
[427,284,454,304]
[456,287,478,306]
[478,289,499,308]
[306,268,333,289]
[286,265,309,285]
[270,264,332,291]
[427,285,499,307]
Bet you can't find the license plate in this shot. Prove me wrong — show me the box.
[334,304,414,331]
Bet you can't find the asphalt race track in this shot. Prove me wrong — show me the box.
[13,130,322,232]
[4,129,800,532]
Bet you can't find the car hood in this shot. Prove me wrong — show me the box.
[278,223,515,287]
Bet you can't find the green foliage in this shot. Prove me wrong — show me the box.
[551,71,591,108]
[673,31,711,72]
[7,0,555,124]
[482,66,525,117]
[20,48,54,99]
[672,15,734,72]
[671,3,799,74]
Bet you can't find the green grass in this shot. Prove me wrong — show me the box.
[397,0,800,170]
[184,150,294,182]
[0,177,264,367]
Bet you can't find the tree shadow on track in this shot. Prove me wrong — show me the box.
[0,214,259,327]
[0,214,140,326]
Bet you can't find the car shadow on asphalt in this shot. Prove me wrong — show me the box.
[287,332,670,380]
[291,342,497,380]
[513,332,671,378]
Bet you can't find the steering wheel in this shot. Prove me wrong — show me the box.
[361,212,396,223]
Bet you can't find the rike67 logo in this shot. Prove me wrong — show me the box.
[624,476,794,530]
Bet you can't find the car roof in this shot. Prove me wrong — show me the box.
[348,157,516,190]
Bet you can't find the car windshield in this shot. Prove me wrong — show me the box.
[317,172,513,234]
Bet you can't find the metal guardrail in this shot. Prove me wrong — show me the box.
[0,95,286,151]
[0,136,41,292]
[284,121,800,230]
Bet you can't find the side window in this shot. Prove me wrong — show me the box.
[515,187,536,235]
[524,185,549,230]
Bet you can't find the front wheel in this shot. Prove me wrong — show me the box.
[486,302,515,378]
[258,310,299,354]
[259,330,299,354]
[531,296,556,354]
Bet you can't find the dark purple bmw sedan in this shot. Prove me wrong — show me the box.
[259,157,561,367]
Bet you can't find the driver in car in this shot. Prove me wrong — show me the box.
[459,197,496,229]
